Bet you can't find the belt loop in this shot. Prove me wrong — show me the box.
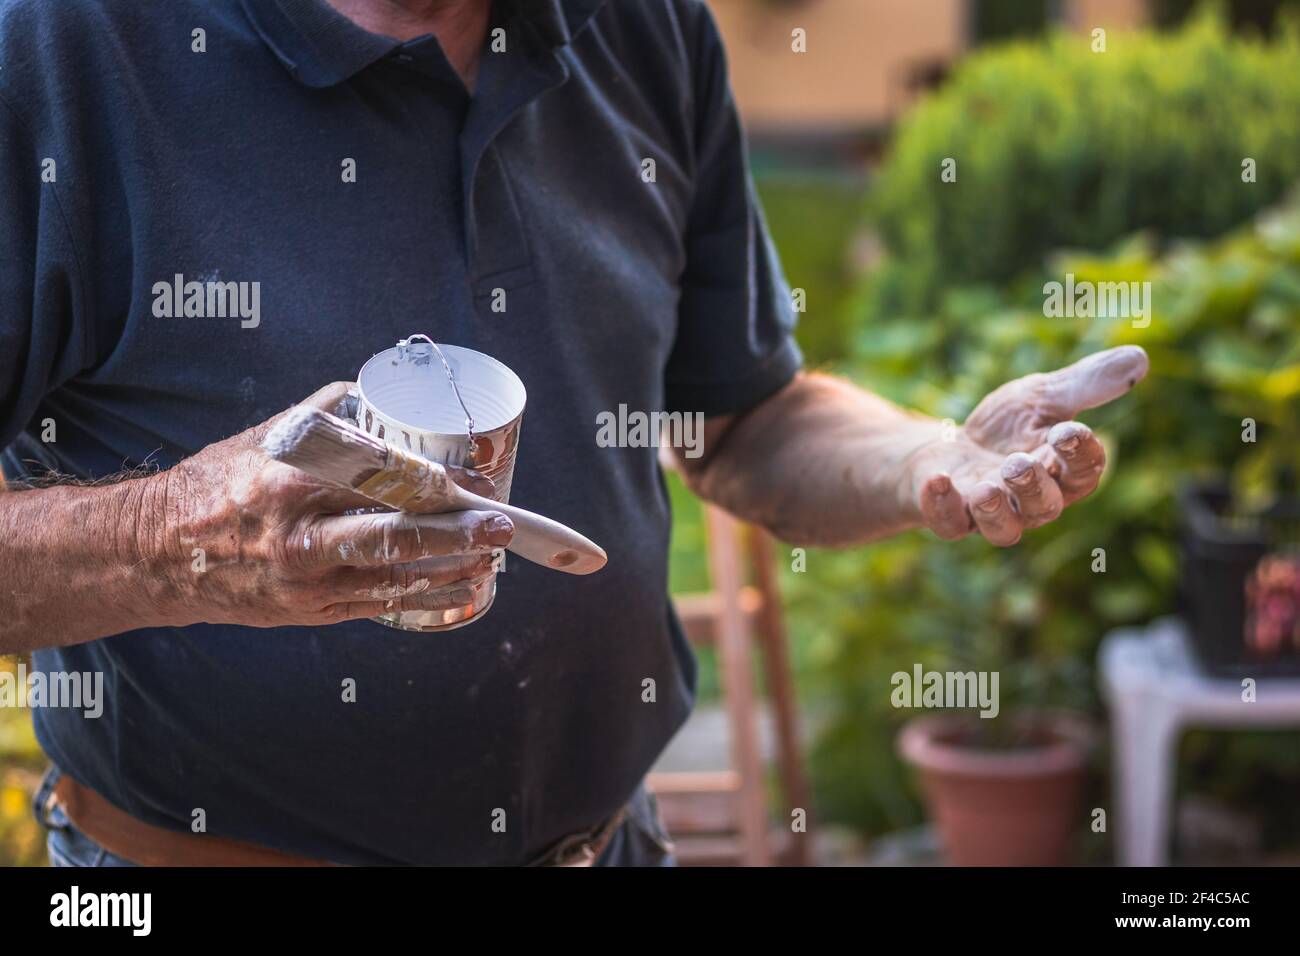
[33,765,68,830]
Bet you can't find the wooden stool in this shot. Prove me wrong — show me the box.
[649,505,814,866]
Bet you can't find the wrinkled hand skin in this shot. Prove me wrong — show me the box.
[147,382,515,628]
[906,346,1149,546]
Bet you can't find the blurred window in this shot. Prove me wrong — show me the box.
[970,0,1062,44]
[1151,0,1300,35]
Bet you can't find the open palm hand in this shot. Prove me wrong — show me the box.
[907,346,1149,546]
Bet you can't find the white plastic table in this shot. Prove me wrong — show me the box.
[1098,617,1300,866]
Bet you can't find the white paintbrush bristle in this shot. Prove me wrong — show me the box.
[262,406,392,488]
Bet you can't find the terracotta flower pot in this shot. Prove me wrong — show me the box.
[897,712,1093,866]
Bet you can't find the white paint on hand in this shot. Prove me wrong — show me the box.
[364,578,431,600]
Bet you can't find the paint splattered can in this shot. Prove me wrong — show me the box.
[356,336,527,632]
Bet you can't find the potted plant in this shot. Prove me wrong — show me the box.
[897,710,1093,866]
[1179,473,1300,677]
[889,548,1097,866]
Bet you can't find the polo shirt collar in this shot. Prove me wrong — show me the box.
[239,0,399,88]
[508,0,604,48]
[240,0,607,89]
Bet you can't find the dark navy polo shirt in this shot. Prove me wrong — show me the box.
[0,0,801,864]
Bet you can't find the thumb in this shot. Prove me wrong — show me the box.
[247,381,357,446]
[1044,346,1149,416]
[299,380,359,417]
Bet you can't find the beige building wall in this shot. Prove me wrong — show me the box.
[708,0,967,131]
[708,0,1148,132]
[1068,0,1149,31]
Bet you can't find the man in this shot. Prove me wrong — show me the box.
[0,0,1146,866]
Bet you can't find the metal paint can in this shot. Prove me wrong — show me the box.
[356,337,527,632]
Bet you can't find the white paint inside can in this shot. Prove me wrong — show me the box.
[358,343,526,436]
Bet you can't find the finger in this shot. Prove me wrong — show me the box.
[305,509,513,567]
[249,381,355,446]
[966,481,1023,547]
[396,574,493,611]
[333,553,498,600]
[435,464,495,500]
[392,549,506,575]
[333,385,360,423]
[1043,346,1148,418]
[1000,452,1064,529]
[300,381,357,414]
[918,473,973,540]
[1045,421,1106,503]
[322,579,483,623]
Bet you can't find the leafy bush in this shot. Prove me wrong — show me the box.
[792,193,1300,837]
[0,658,44,866]
[755,174,867,366]
[871,10,1300,311]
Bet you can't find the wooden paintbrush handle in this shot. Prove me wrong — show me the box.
[464,497,607,576]
[377,447,607,576]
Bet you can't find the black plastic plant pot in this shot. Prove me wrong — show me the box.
[1177,482,1300,678]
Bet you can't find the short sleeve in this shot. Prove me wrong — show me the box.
[662,3,803,418]
[0,89,89,452]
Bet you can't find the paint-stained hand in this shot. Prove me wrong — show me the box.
[906,346,1148,546]
[146,382,514,628]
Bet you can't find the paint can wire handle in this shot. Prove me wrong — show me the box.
[394,333,476,456]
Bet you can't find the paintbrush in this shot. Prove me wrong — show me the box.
[262,406,607,575]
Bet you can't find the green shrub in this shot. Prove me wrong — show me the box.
[755,174,867,366]
[0,658,44,866]
[871,10,1300,311]
[793,193,1300,838]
